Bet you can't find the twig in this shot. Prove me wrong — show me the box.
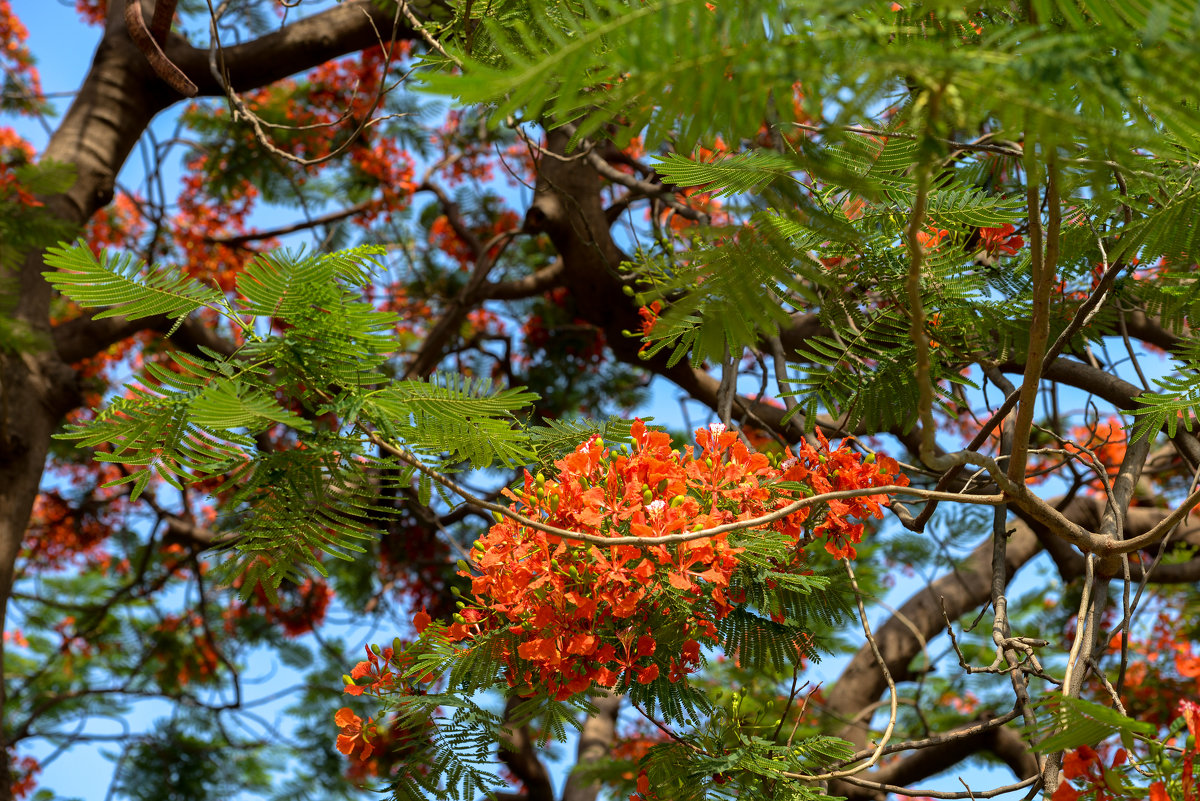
[786,560,898,781]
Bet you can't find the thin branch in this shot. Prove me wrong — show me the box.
[370,431,1001,548]
[1008,147,1058,483]
[789,560,898,782]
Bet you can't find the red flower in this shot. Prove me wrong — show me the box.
[334,707,376,761]
[978,223,1024,256]
[915,227,949,250]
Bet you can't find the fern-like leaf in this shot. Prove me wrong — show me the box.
[43,240,222,321]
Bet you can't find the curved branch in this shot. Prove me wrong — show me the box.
[166,0,426,96]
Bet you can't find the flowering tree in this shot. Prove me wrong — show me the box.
[6,1,1200,800]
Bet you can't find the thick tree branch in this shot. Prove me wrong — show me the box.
[498,695,555,801]
[166,1,424,96]
[561,692,622,801]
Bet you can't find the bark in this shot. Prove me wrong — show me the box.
[561,692,622,801]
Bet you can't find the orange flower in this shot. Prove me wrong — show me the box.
[978,223,1023,256]
[334,707,375,761]
[915,227,949,250]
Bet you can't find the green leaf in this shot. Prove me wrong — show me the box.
[42,240,223,321]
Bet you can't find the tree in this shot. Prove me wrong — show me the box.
[6,0,1200,800]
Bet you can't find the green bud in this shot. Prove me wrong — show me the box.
[343,675,356,686]
[370,643,381,655]
[453,613,467,624]
[864,453,876,464]
[550,494,560,512]
[451,585,462,597]
[622,284,635,296]
[492,510,505,523]
[657,478,668,494]
[457,559,471,572]
[473,539,486,551]
[455,600,466,609]
[594,438,604,450]
[642,488,653,504]
[536,472,546,486]
[670,495,685,508]
[705,457,714,469]
[393,637,404,654]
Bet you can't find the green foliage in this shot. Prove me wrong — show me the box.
[42,242,543,594]
[1026,694,1155,754]
[112,720,273,801]
[43,240,224,325]
[364,373,538,468]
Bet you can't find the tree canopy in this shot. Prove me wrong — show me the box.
[5,1,1200,800]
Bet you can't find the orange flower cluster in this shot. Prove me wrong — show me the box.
[343,643,401,698]
[1051,746,1128,801]
[9,754,39,801]
[441,421,904,699]
[1051,700,1200,801]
